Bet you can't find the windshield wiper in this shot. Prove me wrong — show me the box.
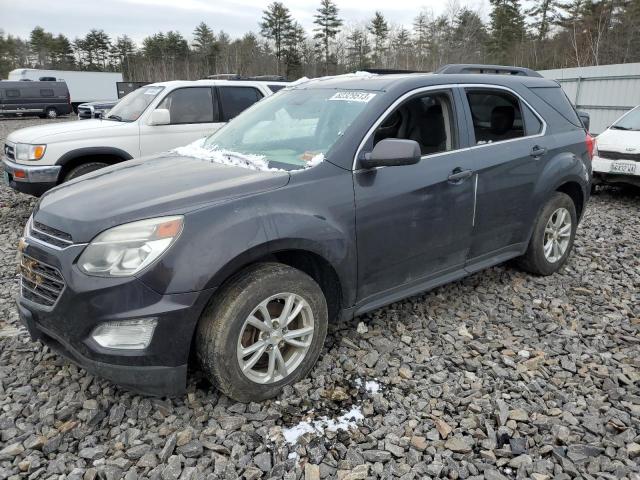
[105,115,123,122]
[611,125,631,130]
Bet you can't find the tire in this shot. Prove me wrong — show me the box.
[196,262,328,402]
[517,192,577,276]
[45,107,58,119]
[64,162,109,182]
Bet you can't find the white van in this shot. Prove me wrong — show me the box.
[3,79,285,195]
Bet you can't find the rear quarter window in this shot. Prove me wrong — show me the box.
[6,89,20,98]
[40,89,54,97]
[529,86,582,127]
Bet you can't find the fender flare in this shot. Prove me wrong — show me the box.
[56,147,134,167]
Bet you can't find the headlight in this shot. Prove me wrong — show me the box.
[15,143,47,161]
[78,216,183,277]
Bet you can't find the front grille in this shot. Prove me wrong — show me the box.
[4,143,15,160]
[599,150,640,162]
[20,254,65,307]
[30,221,73,248]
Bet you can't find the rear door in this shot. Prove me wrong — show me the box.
[139,86,223,155]
[460,86,549,267]
[217,86,264,122]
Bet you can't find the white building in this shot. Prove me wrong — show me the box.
[539,63,640,134]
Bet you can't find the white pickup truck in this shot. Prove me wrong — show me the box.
[3,79,285,196]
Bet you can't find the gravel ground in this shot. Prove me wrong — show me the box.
[0,117,639,480]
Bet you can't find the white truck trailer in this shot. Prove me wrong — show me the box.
[7,69,123,110]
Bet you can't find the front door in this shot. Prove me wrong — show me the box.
[354,88,477,304]
[139,86,224,155]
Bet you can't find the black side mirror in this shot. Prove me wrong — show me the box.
[360,139,421,169]
[577,110,590,132]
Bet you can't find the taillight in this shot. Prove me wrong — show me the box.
[585,133,595,160]
[67,92,71,104]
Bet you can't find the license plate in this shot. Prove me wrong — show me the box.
[610,161,637,174]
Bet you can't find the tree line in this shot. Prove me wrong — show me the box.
[1,0,640,82]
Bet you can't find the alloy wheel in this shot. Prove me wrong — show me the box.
[236,292,314,384]
[543,207,572,263]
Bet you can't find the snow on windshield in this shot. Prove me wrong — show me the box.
[172,138,324,172]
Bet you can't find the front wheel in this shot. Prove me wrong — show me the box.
[64,162,109,182]
[517,192,577,275]
[196,263,328,402]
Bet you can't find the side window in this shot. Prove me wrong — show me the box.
[522,103,543,136]
[466,90,525,144]
[218,87,263,121]
[372,92,457,156]
[40,89,54,97]
[6,89,20,98]
[267,84,286,93]
[157,87,215,124]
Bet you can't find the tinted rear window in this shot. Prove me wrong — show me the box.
[218,87,263,121]
[529,86,582,127]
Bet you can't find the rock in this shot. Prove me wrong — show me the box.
[508,454,533,468]
[304,463,320,480]
[218,416,246,431]
[356,322,368,334]
[83,399,98,410]
[161,457,182,480]
[435,418,453,439]
[79,446,107,460]
[627,442,640,458]
[254,452,272,472]
[0,442,24,459]
[410,435,427,451]
[159,434,177,463]
[362,450,392,463]
[445,436,472,453]
[362,351,379,368]
[508,409,529,422]
[484,469,509,480]
[175,429,192,447]
[509,437,528,455]
[137,452,159,468]
[398,366,412,379]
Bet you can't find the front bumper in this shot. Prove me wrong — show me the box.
[3,157,61,196]
[17,238,214,396]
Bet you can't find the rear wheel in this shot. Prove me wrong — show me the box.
[196,263,328,402]
[45,107,58,119]
[64,162,109,182]
[518,192,577,275]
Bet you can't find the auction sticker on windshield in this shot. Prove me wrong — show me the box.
[611,161,637,175]
[329,91,377,103]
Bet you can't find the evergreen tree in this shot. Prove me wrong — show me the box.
[488,0,526,63]
[313,0,343,74]
[192,22,219,75]
[527,0,564,40]
[260,2,293,74]
[391,27,411,69]
[368,11,389,66]
[283,22,306,78]
[346,28,371,70]
[413,11,430,69]
[29,26,53,66]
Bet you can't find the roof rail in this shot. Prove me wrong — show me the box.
[362,68,426,75]
[435,64,542,78]
[205,74,289,82]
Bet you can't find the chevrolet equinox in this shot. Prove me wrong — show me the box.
[16,66,592,402]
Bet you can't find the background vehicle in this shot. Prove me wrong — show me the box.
[77,100,119,119]
[3,79,282,195]
[593,105,640,187]
[8,69,123,110]
[16,67,592,402]
[0,81,72,118]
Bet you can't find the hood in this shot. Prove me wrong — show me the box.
[34,154,290,242]
[7,119,131,144]
[596,128,640,151]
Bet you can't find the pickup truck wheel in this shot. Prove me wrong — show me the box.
[45,107,58,119]
[518,192,577,276]
[64,162,109,181]
[196,263,328,402]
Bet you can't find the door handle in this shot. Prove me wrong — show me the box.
[530,145,547,158]
[448,168,474,183]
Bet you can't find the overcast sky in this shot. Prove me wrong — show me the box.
[3,0,490,43]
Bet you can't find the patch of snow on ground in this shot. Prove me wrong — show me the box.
[282,406,364,445]
[355,377,381,394]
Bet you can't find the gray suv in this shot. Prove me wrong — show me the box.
[16,65,592,402]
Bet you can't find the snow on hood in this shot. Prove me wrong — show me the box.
[172,138,324,172]
[280,406,364,445]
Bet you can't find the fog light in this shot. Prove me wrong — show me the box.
[91,318,157,350]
